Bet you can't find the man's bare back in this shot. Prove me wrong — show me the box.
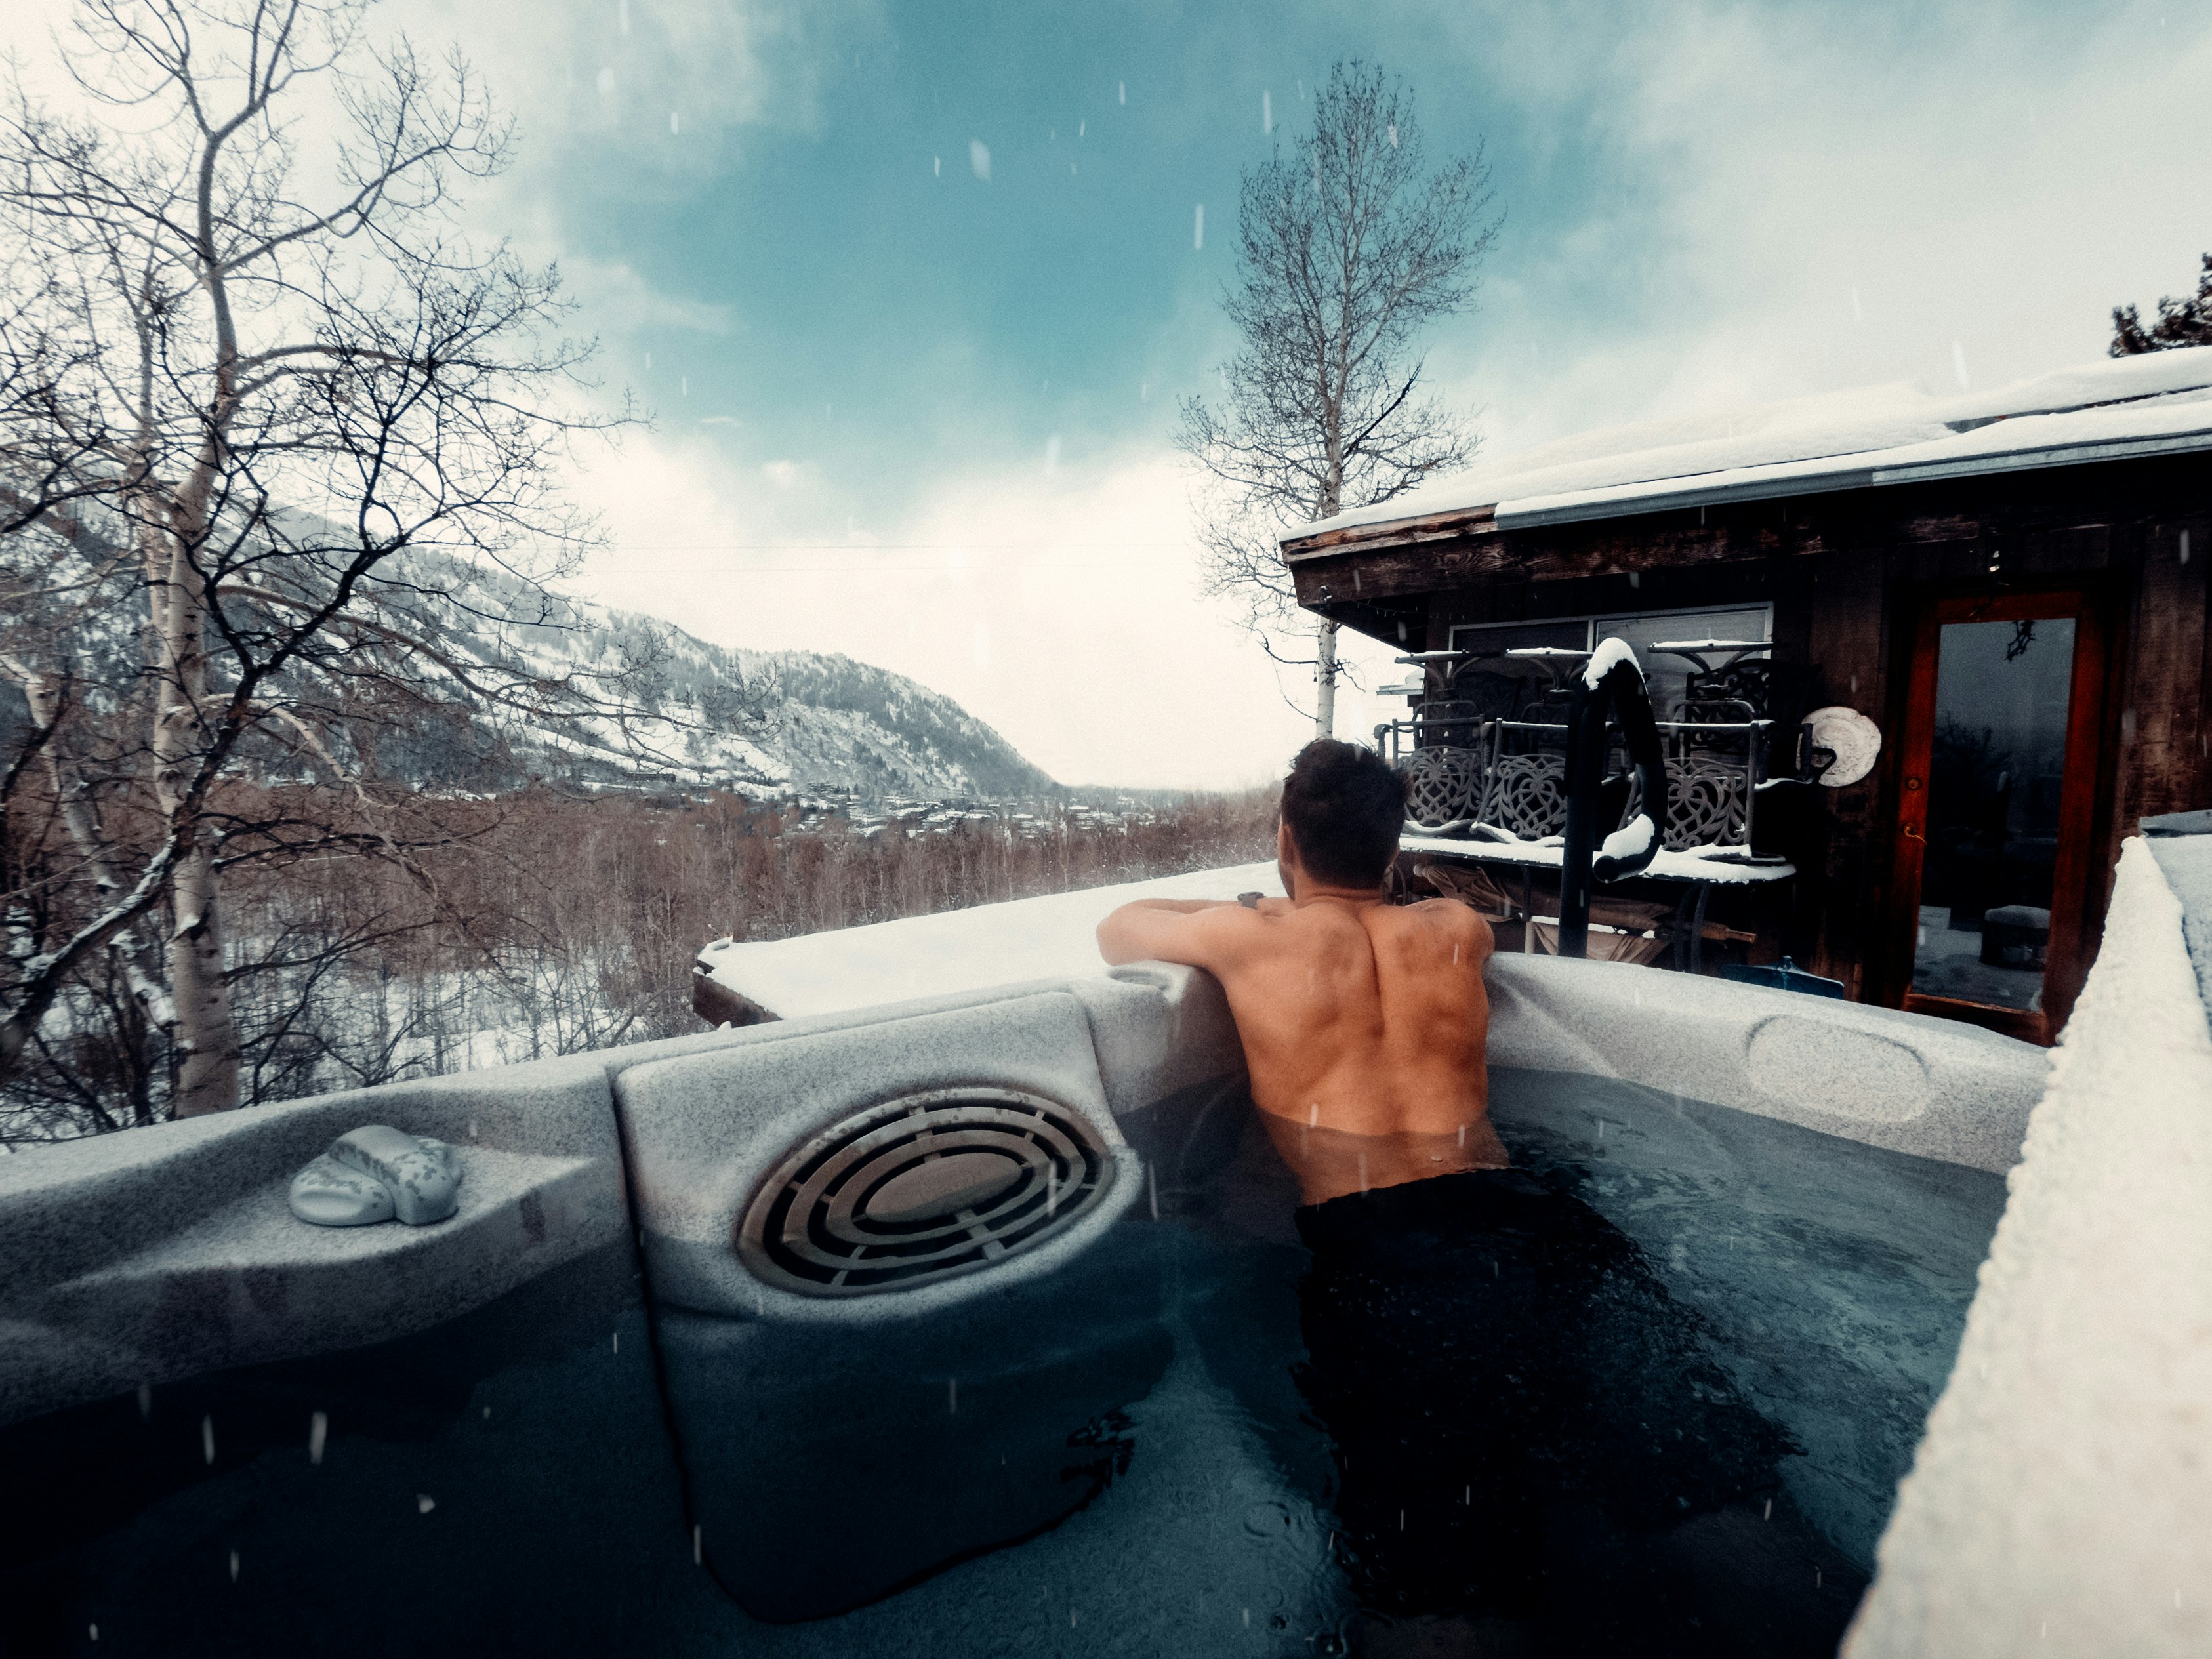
[1097,823,1507,1203]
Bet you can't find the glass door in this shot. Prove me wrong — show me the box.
[1889,590,2106,1042]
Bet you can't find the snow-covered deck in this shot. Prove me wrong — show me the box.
[693,845,1798,1030]
[693,861,1284,1023]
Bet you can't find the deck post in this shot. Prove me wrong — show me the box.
[1558,644,1669,959]
[1558,683,1605,958]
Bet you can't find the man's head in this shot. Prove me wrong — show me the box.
[1278,739,1407,892]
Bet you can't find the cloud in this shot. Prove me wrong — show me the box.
[1416,0,2212,459]
[557,430,1359,789]
[554,253,737,337]
[359,0,876,380]
[381,0,882,190]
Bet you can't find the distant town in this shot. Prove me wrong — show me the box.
[781,794,1170,838]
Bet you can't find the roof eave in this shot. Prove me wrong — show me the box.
[1280,503,1498,563]
[1281,424,2212,552]
[1499,426,2212,531]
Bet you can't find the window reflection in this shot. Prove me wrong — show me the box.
[1448,606,1772,714]
[1910,618,2075,1012]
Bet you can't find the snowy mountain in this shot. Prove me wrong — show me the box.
[726,645,1060,800]
[399,573,1061,801]
[3,500,1057,801]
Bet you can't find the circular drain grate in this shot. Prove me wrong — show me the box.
[736,1087,1118,1297]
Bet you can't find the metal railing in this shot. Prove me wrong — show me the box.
[1377,642,1779,850]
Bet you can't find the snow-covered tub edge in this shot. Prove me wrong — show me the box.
[1845,836,2212,1657]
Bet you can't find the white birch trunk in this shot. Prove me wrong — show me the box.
[8,666,173,1029]
[167,844,236,1115]
[155,478,241,1116]
[161,126,249,1116]
[1313,617,1339,740]
[1313,438,1343,742]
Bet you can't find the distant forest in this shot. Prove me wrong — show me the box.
[2,787,1279,1144]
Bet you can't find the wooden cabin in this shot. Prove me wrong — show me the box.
[1280,347,2212,1043]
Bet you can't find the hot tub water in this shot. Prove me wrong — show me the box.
[3,1067,2007,1657]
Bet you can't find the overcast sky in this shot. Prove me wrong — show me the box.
[20,0,2212,787]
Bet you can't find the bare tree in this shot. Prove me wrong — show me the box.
[1178,62,1498,738]
[0,246,116,540]
[2112,252,2212,355]
[0,0,661,1118]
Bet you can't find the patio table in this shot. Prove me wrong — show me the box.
[1401,830,1796,972]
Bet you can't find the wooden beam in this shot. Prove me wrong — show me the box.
[1801,548,1890,994]
[1293,514,1816,605]
[692,968,780,1029]
[2117,516,2210,829]
[1282,503,1498,559]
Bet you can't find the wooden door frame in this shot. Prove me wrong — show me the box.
[1872,583,2114,1044]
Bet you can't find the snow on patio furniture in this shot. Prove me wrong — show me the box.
[1380,641,1796,971]
[1376,648,1506,829]
[1380,642,1781,851]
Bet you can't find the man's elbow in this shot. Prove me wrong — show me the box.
[1096,909,1141,966]
[1098,903,1179,967]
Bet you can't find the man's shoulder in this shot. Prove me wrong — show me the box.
[1391,894,1493,930]
[1376,895,1496,952]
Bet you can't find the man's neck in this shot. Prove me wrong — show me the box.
[1290,881,1387,909]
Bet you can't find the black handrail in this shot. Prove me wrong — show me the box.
[1557,643,1669,958]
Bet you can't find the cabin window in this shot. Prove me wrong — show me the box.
[1448,604,1772,713]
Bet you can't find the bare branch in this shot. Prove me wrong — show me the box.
[0,0,644,1119]
[1174,62,1496,726]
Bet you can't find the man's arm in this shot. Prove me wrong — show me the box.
[1096,899,1258,969]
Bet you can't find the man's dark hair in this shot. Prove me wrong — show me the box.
[1280,739,1408,888]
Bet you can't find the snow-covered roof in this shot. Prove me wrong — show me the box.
[694,861,1284,1021]
[1284,345,2212,548]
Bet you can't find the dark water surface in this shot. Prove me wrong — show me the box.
[1,1067,2005,1658]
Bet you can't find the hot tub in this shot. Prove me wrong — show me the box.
[0,944,2052,1655]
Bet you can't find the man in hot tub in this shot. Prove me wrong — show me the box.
[1096,736,1504,1203]
[1096,739,1852,1656]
